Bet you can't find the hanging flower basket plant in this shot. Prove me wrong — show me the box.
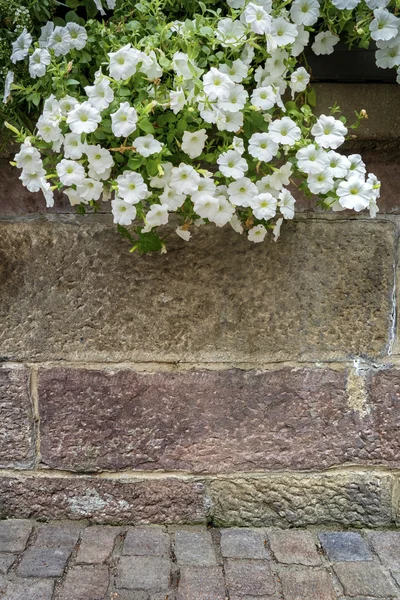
[1,0,397,253]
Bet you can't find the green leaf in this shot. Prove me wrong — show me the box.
[127,157,143,170]
[119,87,132,97]
[138,119,155,134]
[65,79,80,86]
[66,0,80,7]
[307,88,317,107]
[157,113,177,126]
[136,229,163,254]
[65,10,81,24]
[117,224,136,244]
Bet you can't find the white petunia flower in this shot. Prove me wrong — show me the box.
[48,26,72,56]
[269,117,301,146]
[29,48,51,79]
[241,44,255,66]
[88,166,112,181]
[67,101,101,134]
[139,50,163,80]
[181,129,207,159]
[56,159,85,186]
[203,68,234,100]
[248,132,279,161]
[242,3,272,34]
[176,227,191,241]
[172,52,199,80]
[230,214,244,234]
[3,71,14,104]
[270,162,293,188]
[66,22,87,50]
[37,116,61,143]
[248,224,267,243]
[191,177,217,204]
[366,0,389,8]
[14,142,42,172]
[111,102,138,137]
[85,79,114,111]
[59,95,79,116]
[112,198,137,225]
[307,171,335,194]
[228,177,258,207]
[40,179,54,208]
[65,187,85,206]
[347,154,367,177]
[116,171,149,204]
[19,168,46,193]
[218,84,248,112]
[86,145,114,175]
[149,162,173,188]
[278,188,296,219]
[312,31,340,55]
[270,17,298,47]
[220,59,248,83]
[145,203,169,229]
[77,178,103,201]
[376,43,400,68]
[169,163,200,194]
[232,136,245,155]
[210,196,236,227]
[290,67,310,96]
[325,151,351,178]
[160,185,186,210]
[296,144,329,174]
[331,0,360,7]
[311,115,347,149]
[63,133,84,160]
[290,0,320,26]
[250,193,277,220]
[39,22,54,48]
[291,25,310,56]
[135,134,163,157]
[215,109,244,133]
[370,8,400,41]
[193,195,219,220]
[256,175,281,196]
[337,177,373,211]
[251,86,276,110]
[273,217,284,241]
[170,88,186,114]
[215,18,247,48]
[108,44,140,80]
[43,95,62,122]
[11,28,32,63]
[217,150,248,179]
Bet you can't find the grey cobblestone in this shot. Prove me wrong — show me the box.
[0,521,399,599]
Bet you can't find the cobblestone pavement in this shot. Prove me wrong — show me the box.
[1,522,400,599]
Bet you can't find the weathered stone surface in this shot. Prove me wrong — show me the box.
[0,475,206,524]
[4,578,54,600]
[0,220,394,363]
[76,525,119,563]
[59,565,110,600]
[318,532,373,562]
[333,562,398,597]
[17,547,72,577]
[268,530,321,566]
[0,367,34,469]
[117,556,170,592]
[224,559,276,596]
[39,366,400,473]
[279,566,336,600]
[315,83,400,141]
[123,527,170,557]
[174,529,217,566]
[367,532,400,570]
[0,553,16,573]
[220,528,269,560]
[207,473,393,528]
[177,566,226,600]
[35,523,81,548]
[0,519,32,552]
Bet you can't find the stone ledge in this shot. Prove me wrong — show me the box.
[0,220,394,363]
[0,471,394,527]
[35,366,400,473]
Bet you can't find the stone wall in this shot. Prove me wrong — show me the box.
[1,84,400,527]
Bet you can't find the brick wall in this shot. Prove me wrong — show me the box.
[1,84,400,527]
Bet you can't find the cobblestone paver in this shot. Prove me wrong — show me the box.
[0,521,400,599]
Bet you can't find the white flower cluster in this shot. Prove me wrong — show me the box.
[9,0,384,249]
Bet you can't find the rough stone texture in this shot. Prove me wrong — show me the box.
[0,368,34,469]
[37,366,385,474]
[367,532,400,571]
[0,476,206,524]
[207,473,393,528]
[315,83,400,141]
[318,532,373,562]
[177,566,226,600]
[0,554,16,574]
[116,556,170,592]
[58,565,110,600]
[220,528,269,559]
[333,562,398,597]
[0,220,394,363]
[38,365,400,473]
[224,559,276,596]
[174,529,217,566]
[279,566,336,600]
[123,527,170,557]
[268,530,321,566]
[0,520,32,552]
[17,547,72,577]
[4,578,54,600]
[35,523,81,548]
[76,525,119,563]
